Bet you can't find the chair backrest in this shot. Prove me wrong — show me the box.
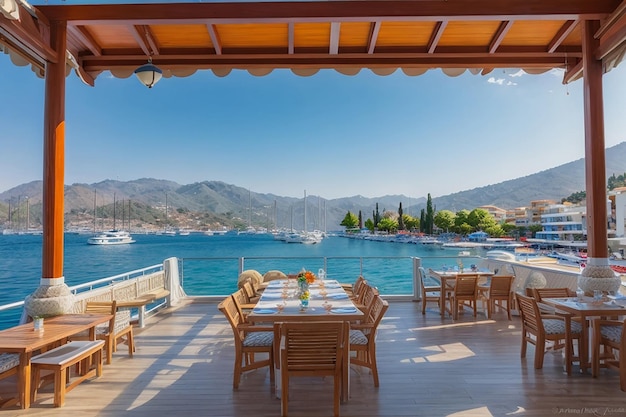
[231,289,249,319]
[364,295,389,332]
[516,293,543,334]
[489,275,515,297]
[454,274,478,296]
[242,281,255,301]
[353,279,369,303]
[218,296,244,342]
[533,287,574,301]
[359,284,379,317]
[85,301,117,334]
[279,321,347,375]
[352,276,366,293]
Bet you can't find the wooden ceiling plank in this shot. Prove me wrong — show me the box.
[68,25,101,56]
[489,20,513,54]
[329,21,340,54]
[428,21,447,54]
[288,22,294,54]
[563,58,583,83]
[207,23,222,54]
[367,21,381,54]
[548,20,577,53]
[36,0,621,25]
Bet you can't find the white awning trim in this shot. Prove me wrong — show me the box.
[335,68,360,76]
[401,68,428,76]
[109,68,134,79]
[603,41,626,73]
[291,68,319,77]
[248,68,273,76]
[212,68,232,77]
[370,67,397,76]
[441,68,466,77]
[0,0,20,20]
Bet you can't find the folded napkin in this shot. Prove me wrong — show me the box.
[326,293,349,300]
[262,293,283,300]
[253,308,276,314]
[330,307,357,314]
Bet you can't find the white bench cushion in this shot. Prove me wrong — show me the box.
[31,341,105,366]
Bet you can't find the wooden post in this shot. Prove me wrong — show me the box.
[42,20,66,283]
[582,20,609,264]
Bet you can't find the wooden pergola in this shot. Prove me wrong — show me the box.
[1,0,626,291]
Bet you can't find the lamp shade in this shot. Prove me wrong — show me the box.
[134,62,163,88]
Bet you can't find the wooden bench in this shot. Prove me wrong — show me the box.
[116,289,170,328]
[31,340,105,407]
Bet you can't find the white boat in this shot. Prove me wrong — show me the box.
[87,230,135,245]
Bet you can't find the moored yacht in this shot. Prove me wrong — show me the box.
[87,230,135,245]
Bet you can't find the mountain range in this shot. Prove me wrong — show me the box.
[1,142,626,231]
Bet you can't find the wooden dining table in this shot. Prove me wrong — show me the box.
[247,279,363,402]
[541,296,626,373]
[430,270,494,317]
[247,279,364,323]
[0,313,113,409]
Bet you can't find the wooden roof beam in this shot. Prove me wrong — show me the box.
[329,22,340,54]
[367,21,381,54]
[207,24,222,55]
[131,24,159,56]
[36,0,622,25]
[548,20,577,53]
[288,22,294,54]
[489,21,513,53]
[428,21,447,54]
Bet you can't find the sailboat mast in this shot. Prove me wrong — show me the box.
[303,190,306,233]
[93,190,97,234]
[113,193,116,230]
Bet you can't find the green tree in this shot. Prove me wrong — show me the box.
[434,210,455,233]
[377,217,398,233]
[425,193,434,234]
[528,223,543,238]
[501,222,517,235]
[364,218,375,232]
[358,210,363,229]
[454,210,470,234]
[398,202,405,230]
[340,211,359,229]
[467,208,490,230]
[419,209,425,233]
[403,214,419,231]
[484,224,505,237]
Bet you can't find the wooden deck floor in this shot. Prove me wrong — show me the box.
[1,299,625,417]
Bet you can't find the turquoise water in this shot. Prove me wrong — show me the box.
[0,233,482,329]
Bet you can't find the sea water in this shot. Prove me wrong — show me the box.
[0,233,480,329]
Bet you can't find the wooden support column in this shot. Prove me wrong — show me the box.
[42,20,66,283]
[582,20,609,264]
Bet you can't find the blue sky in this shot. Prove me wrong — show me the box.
[2,53,626,200]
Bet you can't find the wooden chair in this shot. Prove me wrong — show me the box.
[592,317,626,392]
[516,293,582,375]
[0,353,19,407]
[349,295,389,387]
[447,274,479,320]
[231,288,255,320]
[242,281,260,304]
[350,278,369,304]
[340,276,365,297]
[73,301,134,365]
[218,296,274,389]
[354,283,378,320]
[276,321,348,417]
[419,267,441,314]
[479,275,515,320]
[533,287,576,315]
